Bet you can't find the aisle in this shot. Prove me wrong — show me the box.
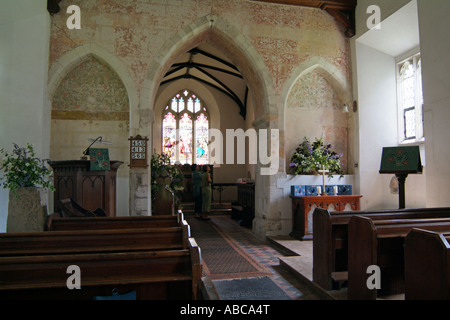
[186,215,323,300]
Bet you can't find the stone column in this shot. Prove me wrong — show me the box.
[252,115,283,238]
[129,107,153,216]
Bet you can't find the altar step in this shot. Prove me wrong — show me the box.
[267,236,404,300]
[181,201,232,215]
[267,236,342,300]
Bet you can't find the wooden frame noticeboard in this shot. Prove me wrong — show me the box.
[129,135,149,168]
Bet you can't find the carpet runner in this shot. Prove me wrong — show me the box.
[212,277,291,300]
[186,216,272,280]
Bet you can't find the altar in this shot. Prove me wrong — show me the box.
[290,194,362,240]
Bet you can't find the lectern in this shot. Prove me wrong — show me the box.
[49,160,123,217]
[380,146,422,209]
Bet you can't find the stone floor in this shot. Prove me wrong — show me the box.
[191,214,334,300]
[193,213,412,301]
[267,235,347,300]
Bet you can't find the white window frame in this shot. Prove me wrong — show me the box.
[396,51,424,145]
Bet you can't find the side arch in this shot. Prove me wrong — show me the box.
[281,57,353,120]
[279,57,353,173]
[48,43,139,113]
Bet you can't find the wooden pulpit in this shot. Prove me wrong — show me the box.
[49,160,123,217]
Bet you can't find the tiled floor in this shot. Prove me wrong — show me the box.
[189,215,324,300]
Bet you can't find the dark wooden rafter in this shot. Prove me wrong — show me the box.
[252,0,357,37]
[161,74,247,119]
[171,62,243,79]
[162,48,248,119]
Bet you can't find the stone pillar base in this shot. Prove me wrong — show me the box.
[7,187,47,232]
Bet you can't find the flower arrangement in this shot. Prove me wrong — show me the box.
[289,136,344,178]
[0,143,55,196]
[150,150,184,207]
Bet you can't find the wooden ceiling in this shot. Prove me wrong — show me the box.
[251,0,357,37]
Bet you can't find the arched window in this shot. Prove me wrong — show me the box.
[162,90,209,165]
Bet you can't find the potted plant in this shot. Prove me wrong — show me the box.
[150,150,184,215]
[0,143,55,232]
[289,136,344,178]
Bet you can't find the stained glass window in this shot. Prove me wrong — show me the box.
[187,98,194,113]
[397,53,424,142]
[162,90,209,164]
[179,113,193,163]
[162,112,177,164]
[195,113,209,165]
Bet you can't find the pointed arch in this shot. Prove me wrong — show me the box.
[281,57,353,115]
[48,43,138,113]
[139,14,276,127]
[280,56,353,140]
[279,57,353,173]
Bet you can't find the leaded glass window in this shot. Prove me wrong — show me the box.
[162,111,177,164]
[195,113,209,165]
[162,90,209,164]
[397,53,424,143]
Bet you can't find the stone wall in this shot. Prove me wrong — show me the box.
[48,0,353,234]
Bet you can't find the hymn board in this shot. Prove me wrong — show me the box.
[129,135,149,168]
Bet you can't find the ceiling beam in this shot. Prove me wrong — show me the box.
[47,0,63,15]
[171,62,244,79]
[163,48,248,119]
[160,74,246,119]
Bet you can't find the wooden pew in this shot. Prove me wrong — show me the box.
[45,212,184,231]
[313,207,450,290]
[0,237,202,300]
[0,225,189,256]
[347,216,450,300]
[404,229,450,300]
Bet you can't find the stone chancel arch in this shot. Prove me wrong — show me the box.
[140,14,276,126]
[134,14,278,220]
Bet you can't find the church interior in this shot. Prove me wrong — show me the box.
[0,0,450,301]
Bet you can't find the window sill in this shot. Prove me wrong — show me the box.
[399,137,425,146]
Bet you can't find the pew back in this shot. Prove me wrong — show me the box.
[348,216,450,300]
[45,214,181,231]
[404,229,450,300]
[0,240,202,300]
[313,207,450,290]
[0,227,185,256]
